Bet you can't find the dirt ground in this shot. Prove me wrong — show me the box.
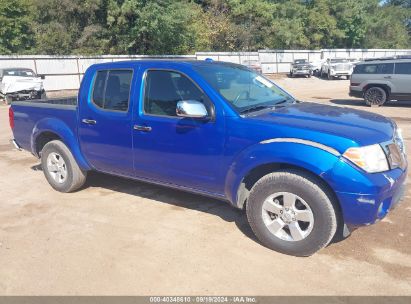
[0,76,410,295]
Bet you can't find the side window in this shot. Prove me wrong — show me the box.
[377,63,394,74]
[92,71,107,108]
[353,64,394,74]
[91,69,133,111]
[395,63,411,75]
[144,70,208,117]
[363,65,377,74]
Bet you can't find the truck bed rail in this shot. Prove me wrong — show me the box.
[14,97,77,106]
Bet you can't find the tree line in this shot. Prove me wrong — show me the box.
[0,0,410,55]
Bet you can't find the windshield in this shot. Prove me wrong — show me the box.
[193,63,294,113]
[294,59,307,64]
[4,69,36,77]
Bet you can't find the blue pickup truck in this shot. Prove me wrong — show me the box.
[9,60,407,256]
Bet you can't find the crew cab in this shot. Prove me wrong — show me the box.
[9,60,408,256]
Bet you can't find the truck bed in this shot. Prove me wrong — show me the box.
[11,98,78,153]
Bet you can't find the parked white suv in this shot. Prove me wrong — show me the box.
[321,58,352,80]
[349,56,411,106]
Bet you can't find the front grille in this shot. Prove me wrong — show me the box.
[335,64,350,71]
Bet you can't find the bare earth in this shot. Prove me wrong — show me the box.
[0,76,410,295]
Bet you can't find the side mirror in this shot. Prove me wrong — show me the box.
[176,100,208,119]
[39,74,45,80]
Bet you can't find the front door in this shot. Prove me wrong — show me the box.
[78,68,135,175]
[132,68,226,194]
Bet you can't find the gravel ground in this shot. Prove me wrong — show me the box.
[0,76,410,295]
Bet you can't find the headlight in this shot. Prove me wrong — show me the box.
[343,144,389,173]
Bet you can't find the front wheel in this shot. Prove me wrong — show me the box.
[41,140,87,192]
[246,170,338,256]
[364,87,387,107]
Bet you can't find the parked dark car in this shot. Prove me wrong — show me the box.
[290,59,312,77]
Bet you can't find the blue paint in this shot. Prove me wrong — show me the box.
[10,60,408,228]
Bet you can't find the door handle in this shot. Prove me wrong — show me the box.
[384,76,392,79]
[133,125,152,132]
[82,119,97,125]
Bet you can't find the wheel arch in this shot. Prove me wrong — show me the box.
[224,141,345,221]
[236,163,341,213]
[32,118,91,170]
[363,83,391,98]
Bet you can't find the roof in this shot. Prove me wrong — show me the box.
[89,59,242,69]
[357,57,411,65]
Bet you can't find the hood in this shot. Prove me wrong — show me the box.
[246,102,395,150]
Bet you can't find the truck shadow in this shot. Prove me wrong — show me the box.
[30,165,350,249]
[85,171,259,243]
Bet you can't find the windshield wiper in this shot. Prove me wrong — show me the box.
[273,99,289,105]
[240,105,271,114]
[239,99,294,115]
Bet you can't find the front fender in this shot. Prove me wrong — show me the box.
[224,140,373,208]
[32,118,91,170]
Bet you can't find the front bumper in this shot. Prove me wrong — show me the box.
[349,87,363,98]
[292,69,311,75]
[336,167,408,228]
[330,70,351,76]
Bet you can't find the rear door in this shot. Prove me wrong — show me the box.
[392,62,411,95]
[78,68,136,175]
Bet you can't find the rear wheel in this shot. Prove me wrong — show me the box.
[41,140,87,192]
[246,170,338,256]
[364,87,387,107]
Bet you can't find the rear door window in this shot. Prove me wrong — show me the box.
[394,63,411,75]
[91,69,133,111]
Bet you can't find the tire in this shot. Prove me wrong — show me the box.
[246,170,338,256]
[40,140,87,192]
[364,86,387,107]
